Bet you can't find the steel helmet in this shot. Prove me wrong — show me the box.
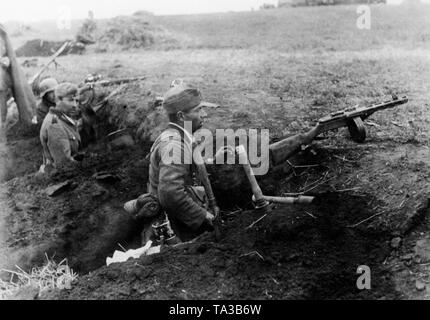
[39,78,58,98]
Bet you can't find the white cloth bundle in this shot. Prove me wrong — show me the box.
[106,241,161,266]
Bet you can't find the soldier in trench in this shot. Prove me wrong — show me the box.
[125,84,218,244]
[39,83,82,171]
[124,81,325,246]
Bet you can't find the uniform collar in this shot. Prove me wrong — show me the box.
[50,108,77,127]
[63,114,77,126]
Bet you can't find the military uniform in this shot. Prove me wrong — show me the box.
[36,99,55,126]
[148,122,210,242]
[125,84,216,243]
[40,108,81,167]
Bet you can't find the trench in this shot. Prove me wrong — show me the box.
[51,178,414,299]
[206,168,398,298]
[1,119,429,298]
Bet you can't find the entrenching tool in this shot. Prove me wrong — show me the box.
[236,145,314,212]
[235,145,271,212]
[252,194,314,205]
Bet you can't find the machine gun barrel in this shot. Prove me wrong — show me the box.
[86,76,147,87]
[318,95,408,128]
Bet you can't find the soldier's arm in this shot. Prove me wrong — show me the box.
[40,125,53,165]
[157,139,208,231]
[46,123,77,166]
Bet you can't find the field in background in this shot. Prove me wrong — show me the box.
[6,4,430,50]
[15,4,430,142]
[157,4,430,51]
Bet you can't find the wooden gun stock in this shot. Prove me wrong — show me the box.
[194,151,221,241]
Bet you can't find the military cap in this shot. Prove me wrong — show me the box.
[162,84,218,115]
[55,82,78,99]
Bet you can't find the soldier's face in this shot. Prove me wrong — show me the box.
[59,95,79,117]
[184,105,207,132]
[45,91,56,104]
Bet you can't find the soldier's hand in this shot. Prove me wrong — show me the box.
[205,211,215,225]
[0,57,10,68]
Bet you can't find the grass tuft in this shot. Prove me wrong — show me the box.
[0,254,78,300]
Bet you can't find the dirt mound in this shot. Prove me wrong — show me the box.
[15,40,66,57]
[92,82,166,142]
[91,15,180,52]
[15,39,85,57]
[1,145,150,276]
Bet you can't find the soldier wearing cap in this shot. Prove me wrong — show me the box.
[39,82,81,169]
[36,77,58,125]
[142,84,217,242]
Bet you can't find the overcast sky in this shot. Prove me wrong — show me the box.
[0,0,279,22]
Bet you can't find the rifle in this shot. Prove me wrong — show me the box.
[194,149,222,241]
[79,75,147,108]
[269,94,408,167]
[83,74,147,87]
[29,41,70,87]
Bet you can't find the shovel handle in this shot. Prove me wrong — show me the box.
[252,195,314,204]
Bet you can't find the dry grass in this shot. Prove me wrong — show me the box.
[0,254,78,300]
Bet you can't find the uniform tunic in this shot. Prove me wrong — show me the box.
[40,108,81,167]
[148,123,210,241]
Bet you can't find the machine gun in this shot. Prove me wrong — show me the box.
[269,94,409,166]
[317,94,408,143]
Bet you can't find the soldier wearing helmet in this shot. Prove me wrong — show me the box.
[36,77,58,125]
[39,82,81,170]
